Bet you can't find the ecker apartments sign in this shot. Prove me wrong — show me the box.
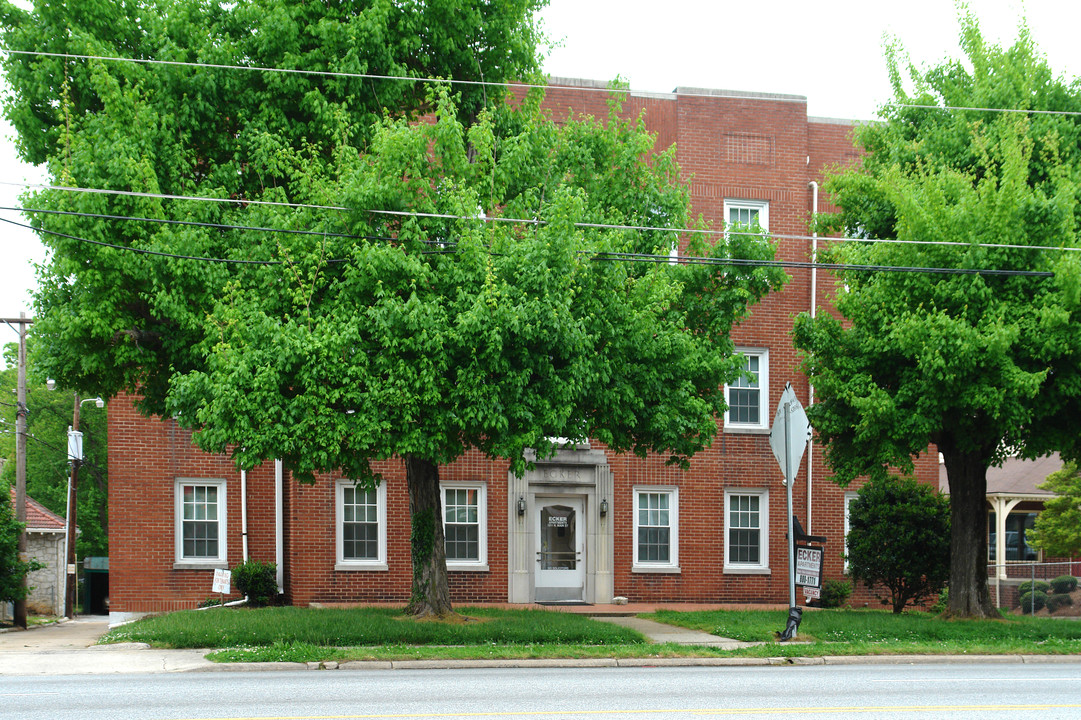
[795,545,823,589]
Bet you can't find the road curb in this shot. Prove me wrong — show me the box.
[212,654,1081,671]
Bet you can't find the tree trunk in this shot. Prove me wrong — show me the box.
[403,455,453,618]
[941,447,998,618]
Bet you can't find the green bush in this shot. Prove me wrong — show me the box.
[845,477,950,613]
[1017,580,1051,596]
[1046,593,1073,613]
[930,586,949,614]
[820,579,852,608]
[1,482,46,604]
[1019,590,1048,614]
[1050,575,1078,594]
[232,560,278,608]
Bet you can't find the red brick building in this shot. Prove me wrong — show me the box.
[106,80,939,623]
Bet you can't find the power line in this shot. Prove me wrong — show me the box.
[0,216,291,265]
[593,252,1053,277]
[0,212,1053,278]
[1,206,378,242]
[0,181,348,212]
[888,102,1081,117]
[0,48,804,105]
[4,184,1078,257]
[4,48,1081,117]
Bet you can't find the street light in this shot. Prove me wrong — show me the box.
[64,394,105,618]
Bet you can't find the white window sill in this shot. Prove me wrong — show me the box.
[632,565,682,574]
[447,563,489,572]
[335,562,389,572]
[723,425,771,435]
[173,561,228,570]
[723,566,771,575]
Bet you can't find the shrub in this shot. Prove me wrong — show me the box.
[1019,590,1047,614]
[1050,575,1078,594]
[1,482,46,604]
[820,579,852,608]
[1046,593,1073,613]
[846,477,950,613]
[1017,580,1051,596]
[232,560,278,607]
[930,586,949,614]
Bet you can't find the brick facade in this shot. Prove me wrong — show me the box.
[106,80,940,620]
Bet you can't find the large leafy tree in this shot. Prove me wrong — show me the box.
[2,1,785,615]
[794,12,1081,618]
[1,344,109,560]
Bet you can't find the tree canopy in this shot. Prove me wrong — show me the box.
[2,0,785,614]
[793,11,1081,617]
[1027,461,1081,558]
[1,344,109,560]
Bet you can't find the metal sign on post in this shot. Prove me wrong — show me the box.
[795,545,824,588]
[769,382,813,640]
[212,568,231,595]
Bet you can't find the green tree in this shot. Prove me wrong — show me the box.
[1027,461,1081,557]
[2,1,785,616]
[846,477,951,614]
[793,11,1081,618]
[0,344,108,560]
[0,480,45,606]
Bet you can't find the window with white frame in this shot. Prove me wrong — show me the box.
[336,481,387,570]
[724,198,769,233]
[442,482,488,569]
[725,348,769,430]
[175,479,227,566]
[724,489,769,572]
[843,491,859,573]
[633,488,679,571]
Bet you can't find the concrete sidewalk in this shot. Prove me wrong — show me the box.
[0,616,217,675]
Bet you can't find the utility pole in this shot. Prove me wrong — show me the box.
[65,394,82,619]
[4,314,33,630]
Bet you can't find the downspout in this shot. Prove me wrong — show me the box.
[241,468,249,561]
[808,180,819,532]
[275,459,284,593]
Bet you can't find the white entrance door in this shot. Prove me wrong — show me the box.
[535,496,585,602]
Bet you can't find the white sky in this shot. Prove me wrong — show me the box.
[2,0,1079,330]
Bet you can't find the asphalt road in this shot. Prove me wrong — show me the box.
[4,663,1081,720]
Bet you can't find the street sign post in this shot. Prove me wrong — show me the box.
[769,382,813,639]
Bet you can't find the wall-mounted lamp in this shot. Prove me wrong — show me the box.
[517,496,526,516]
[600,498,608,517]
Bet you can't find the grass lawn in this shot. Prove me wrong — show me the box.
[100,606,1081,663]
[647,608,1081,656]
[103,606,647,658]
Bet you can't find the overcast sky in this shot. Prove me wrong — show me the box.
[2,0,1079,331]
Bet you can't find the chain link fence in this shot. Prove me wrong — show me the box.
[987,560,1081,613]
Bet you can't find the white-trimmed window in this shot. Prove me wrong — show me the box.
[724,489,769,573]
[724,198,769,232]
[175,479,227,566]
[725,348,769,431]
[844,491,859,573]
[336,481,387,570]
[633,487,679,572]
[442,482,488,570]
